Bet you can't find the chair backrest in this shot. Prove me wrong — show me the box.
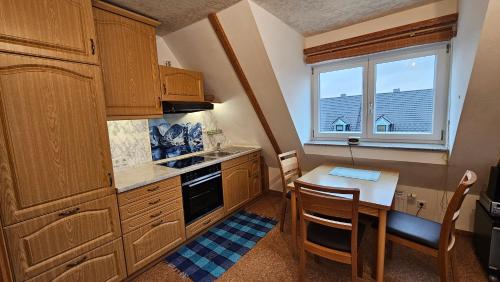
[294,179,360,256]
[439,170,477,255]
[277,150,302,197]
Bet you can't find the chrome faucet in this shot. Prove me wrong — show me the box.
[215,142,221,152]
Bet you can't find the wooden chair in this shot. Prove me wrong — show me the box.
[294,179,365,282]
[383,170,477,281]
[277,150,302,232]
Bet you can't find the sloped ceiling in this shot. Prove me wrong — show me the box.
[103,0,438,36]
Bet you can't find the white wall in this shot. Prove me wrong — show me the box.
[447,0,489,153]
[249,1,311,145]
[156,35,181,67]
[162,15,281,189]
[305,0,457,48]
[448,0,500,190]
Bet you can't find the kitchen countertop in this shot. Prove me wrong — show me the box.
[113,146,262,193]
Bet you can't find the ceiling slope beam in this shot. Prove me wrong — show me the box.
[208,13,282,155]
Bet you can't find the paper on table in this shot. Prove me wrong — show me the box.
[329,167,381,182]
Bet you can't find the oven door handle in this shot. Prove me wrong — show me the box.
[183,171,221,186]
[187,173,221,188]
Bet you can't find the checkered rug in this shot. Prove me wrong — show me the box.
[165,210,277,281]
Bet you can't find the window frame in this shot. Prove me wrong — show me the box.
[312,58,368,139]
[312,43,450,144]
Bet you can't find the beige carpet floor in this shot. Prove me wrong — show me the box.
[133,193,488,282]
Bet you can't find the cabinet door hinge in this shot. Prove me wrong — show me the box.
[446,43,450,54]
[441,130,445,141]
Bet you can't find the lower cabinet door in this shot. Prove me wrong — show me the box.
[223,162,250,214]
[249,158,261,199]
[27,239,126,282]
[4,195,121,281]
[123,209,185,274]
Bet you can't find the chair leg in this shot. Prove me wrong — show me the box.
[438,252,450,282]
[357,250,364,278]
[386,240,393,259]
[280,198,287,232]
[299,248,306,282]
[352,254,358,282]
[313,255,320,264]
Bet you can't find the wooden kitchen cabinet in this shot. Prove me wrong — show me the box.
[4,195,121,281]
[0,0,99,64]
[159,66,205,102]
[123,209,186,274]
[249,157,262,198]
[93,1,162,118]
[27,239,127,282]
[0,52,114,225]
[223,162,250,214]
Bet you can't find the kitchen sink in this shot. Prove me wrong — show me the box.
[203,151,234,158]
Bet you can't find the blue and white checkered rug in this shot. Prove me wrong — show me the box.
[165,210,277,281]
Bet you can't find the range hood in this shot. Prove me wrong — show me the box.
[162,101,214,114]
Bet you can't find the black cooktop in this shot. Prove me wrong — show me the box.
[157,156,210,169]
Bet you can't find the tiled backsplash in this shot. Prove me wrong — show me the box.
[107,111,230,168]
[149,118,203,161]
[107,120,152,168]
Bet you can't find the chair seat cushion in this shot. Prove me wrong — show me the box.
[386,210,441,249]
[286,190,291,199]
[307,220,365,252]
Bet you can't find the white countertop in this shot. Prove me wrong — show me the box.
[113,146,262,193]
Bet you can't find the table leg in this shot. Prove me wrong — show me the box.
[291,190,297,254]
[376,210,387,282]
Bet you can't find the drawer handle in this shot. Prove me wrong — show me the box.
[149,199,161,205]
[147,186,160,192]
[203,219,212,226]
[67,256,87,268]
[150,211,162,218]
[151,220,163,227]
[58,207,80,217]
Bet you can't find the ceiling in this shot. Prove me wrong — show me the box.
[104,0,438,36]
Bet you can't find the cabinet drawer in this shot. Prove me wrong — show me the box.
[27,239,126,282]
[186,207,225,239]
[4,195,121,281]
[121,198,183,234]
[123,210,185,274]
[118,176,181,206]
[248,151,260,161]
[119,186,181,220]
[221,155,249,170]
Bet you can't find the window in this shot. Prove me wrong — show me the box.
[312,43,449,144]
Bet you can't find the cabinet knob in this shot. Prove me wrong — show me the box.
[151,220,163,227]
[58,207,80,217]
[66,256,87,268]
[90,39,96,55]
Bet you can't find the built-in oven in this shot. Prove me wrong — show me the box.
[181,163,223,225]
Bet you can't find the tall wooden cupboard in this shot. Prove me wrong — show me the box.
[0,1,126,281]
[93,1,163,118]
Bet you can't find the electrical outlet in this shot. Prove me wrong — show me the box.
[416,200,427,209]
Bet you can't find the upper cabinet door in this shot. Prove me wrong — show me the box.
[93,5,162,118]
[0,53,114,225]
[160,66,205,102]
[0,0,99,64]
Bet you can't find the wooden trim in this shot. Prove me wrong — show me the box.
[304,13,457,64]
[92,0,161,27]
[208,13,281,155]
[387,233,438,257]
